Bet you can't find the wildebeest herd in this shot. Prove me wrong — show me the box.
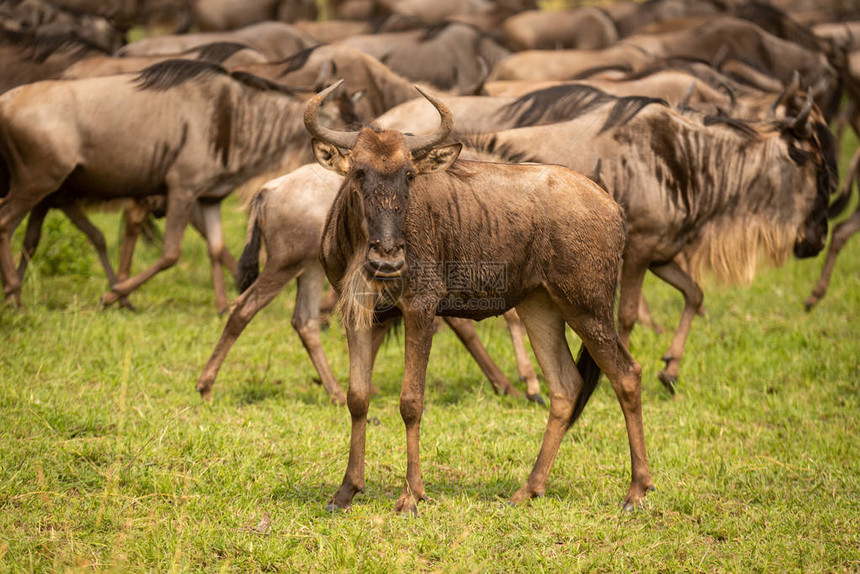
[0,0,857,514]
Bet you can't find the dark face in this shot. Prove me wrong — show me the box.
[789,120,837,259]
[350,161,413,278]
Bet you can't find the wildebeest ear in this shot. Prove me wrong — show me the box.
[312,139,351,176]
[413,143,462,175]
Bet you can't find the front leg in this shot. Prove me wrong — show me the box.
[649,261,703,394]
[328,325,373,510]
[395,308,436,515]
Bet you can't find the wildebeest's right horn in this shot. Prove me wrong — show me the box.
[792,91,814,133]
[769,71,801,118]
[403,86,455,154]
[304,79,358,150]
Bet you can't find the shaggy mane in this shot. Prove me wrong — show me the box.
[685,214,797,285]
[1,31,105,63]
[191,41,252,64]
[134,59,227,91]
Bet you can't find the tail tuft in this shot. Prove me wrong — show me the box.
[569,346,602,429]
[236,192,265,293]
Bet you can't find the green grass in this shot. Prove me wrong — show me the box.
[2,149,860,572]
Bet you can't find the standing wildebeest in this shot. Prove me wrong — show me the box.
[305,82,654,514]
[500,7,619,51]
[60,42,268,79]
[0,0,125,52]
[188,0,318,31]
[464,88,836,391]
[0,31,108,93]
[623,17,843,119]
[337,22,509,92]
[197,163,527,404]
[0,59,345,310]
[116,21,318,61]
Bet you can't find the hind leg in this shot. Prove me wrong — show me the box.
[101,188,194,306]
[196,259,300,401]
[443,316,520,397]
[196,201,231,314]
[510,290,583,504]
[15,201,49,281]
[503,310,544,404]
[0,182,63,306]
[554,295,654,511]
[292,262,346,405]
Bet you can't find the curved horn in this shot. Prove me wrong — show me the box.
[403,86,455,153]
[769,70,801,118]
[792,91,814,133]
[303,79,358,150]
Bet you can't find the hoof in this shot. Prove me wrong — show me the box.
[118,298,138,312]
[397,506,419,518]
[526,393,547,407]
[99,292,120,308]
[325,502,348,513]
[657,371,677,395]
[803,297,817,312]
[198,387,213,402]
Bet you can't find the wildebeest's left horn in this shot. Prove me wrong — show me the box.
[304,79,358,150]
[792,91,814,134]
[404,86,455,154]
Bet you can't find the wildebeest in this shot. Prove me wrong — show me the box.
[188,0,318,31]
[305,82,654,514]
[60,41,268,79]
[196,163,528,404]
[337,21,508,92]
[237,44,440,122]
[116,21,318,60]
[0,59,347,310]
[464,87,836,391]
[0,0,125,51]
[623,17,842,118]
[500,7,618,51]
[0,30,108,93]
[487,43,657,83]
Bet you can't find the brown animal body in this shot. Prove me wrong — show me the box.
[237,44,433,122]
[465,87,836,390]
[487,43,656,83]
[624,17,842,118]
[60,42,267,79]
[306,82,654,515]
[0,60,342,310]
[0,31,107,93]
[196,163,529,404]
[337,22,509,92]
[116,21,318,60]
[501,7,618,51]
[189,0,317,31]
[0,0,125,51]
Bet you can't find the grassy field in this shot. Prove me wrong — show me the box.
[1,137,859,572]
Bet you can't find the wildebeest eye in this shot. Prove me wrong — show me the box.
[405,171,415,184]
[353,168,365,181]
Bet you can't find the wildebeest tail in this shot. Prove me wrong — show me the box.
[829,147,860,218]
[237,191,266,293]
[569,345,602,429]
